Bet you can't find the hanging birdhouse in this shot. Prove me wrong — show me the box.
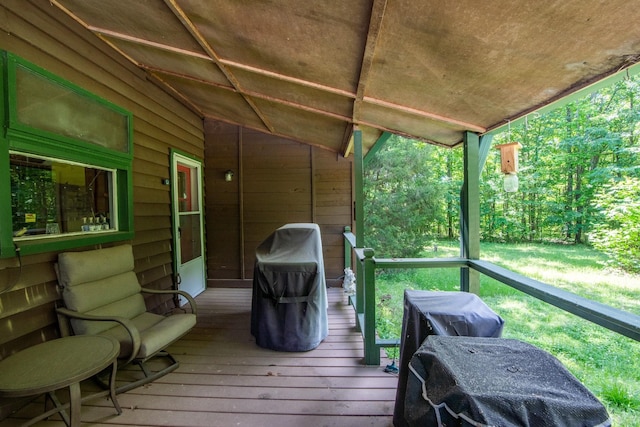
[495,142,522,192]
[495,142,522,174]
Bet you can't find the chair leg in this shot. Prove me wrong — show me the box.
[116,353,179,394]
[91,352,180,394]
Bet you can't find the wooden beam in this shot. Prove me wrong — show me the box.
[363,96,486,133]
[345,0,388,156]
[87,26,212,60]
[354,0,387,106]
[163,0,275,133]
[356,119,454,149]
[363,131,392,165]
[219,59,355,99]
[353,129,364,247]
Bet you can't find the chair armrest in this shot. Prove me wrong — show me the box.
[141,288,198,316]
[55,307,141,364]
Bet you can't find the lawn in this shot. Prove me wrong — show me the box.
[374,240,640,426]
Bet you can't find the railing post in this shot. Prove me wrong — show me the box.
[343,226,352,270]
[363,248,379,365]
[355,258,365,323]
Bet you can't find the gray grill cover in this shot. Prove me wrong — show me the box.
[405,336,611,427]
[251,223,328,351]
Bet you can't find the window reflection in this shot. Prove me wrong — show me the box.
[10,153,114,238]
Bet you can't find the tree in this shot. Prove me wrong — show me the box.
[591,177,640,273]
[364,136,446,257]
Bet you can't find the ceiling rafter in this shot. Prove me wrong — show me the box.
[201,112,345,154]
[363,96,487,133]
[88,26,212,60]
[49,0,640,155]
[356,119,453,149]
[163,0,275,133]
[219,59,356,100]
[343,0,389,157]
[141,66,353,124]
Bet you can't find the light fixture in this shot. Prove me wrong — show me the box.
[495,142,522,193]
[224,170,234,182]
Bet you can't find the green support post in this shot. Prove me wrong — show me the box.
[362,248,379,365]
[353,129,365,316]
[461,131,481,294]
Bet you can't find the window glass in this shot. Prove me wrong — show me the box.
[10,153,115,239]
[15,64,129,153]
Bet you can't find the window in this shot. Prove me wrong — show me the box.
[10,154,116,238]
[0,51,133,258]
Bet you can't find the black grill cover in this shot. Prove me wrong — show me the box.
[251,223,328,351]
[395,290,505,427]
[405,335,611,427]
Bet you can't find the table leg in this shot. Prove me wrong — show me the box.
[68,382,81,427]
[109,360,122,414]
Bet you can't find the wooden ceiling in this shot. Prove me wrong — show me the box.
[52,0,640,156]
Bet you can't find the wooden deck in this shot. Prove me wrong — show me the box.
[1,288,398,426]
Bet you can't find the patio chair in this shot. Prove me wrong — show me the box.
[55,244,197,393]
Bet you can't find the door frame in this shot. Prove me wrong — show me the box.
[170,149,206,303]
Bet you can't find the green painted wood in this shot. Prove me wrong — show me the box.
[375,257,467,269]
[470,260,640,342]
[344,226,354,269]
[460,131,480,294]
[362,248,378,366]
[354,130,365,317]
[354,129,364,247]
[363,131,392,166]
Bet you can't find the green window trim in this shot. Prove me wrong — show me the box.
[0,51,134,259]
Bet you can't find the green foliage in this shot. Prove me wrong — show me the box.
[591,177,640,273]
[365,76,640,254]
[484,74,640,245]
[364,136,459,257]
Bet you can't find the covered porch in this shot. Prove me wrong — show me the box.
[0,287,398,427]
[0,0,639,425]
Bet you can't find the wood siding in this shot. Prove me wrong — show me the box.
[204,119,353,286]
[0,0,204,367]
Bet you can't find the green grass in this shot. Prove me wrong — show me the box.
[375,240,640,426]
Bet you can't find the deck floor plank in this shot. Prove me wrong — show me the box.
[1,288,397,426]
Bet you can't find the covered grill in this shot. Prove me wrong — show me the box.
[251,223,328,351]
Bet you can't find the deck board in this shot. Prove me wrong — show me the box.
[0,288,398,426]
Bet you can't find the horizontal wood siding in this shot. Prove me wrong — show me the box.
[205,120,353,286]
[243,134,313,278]
[0,0,204,371]
[203,120,242,279]
[314,148,354,281]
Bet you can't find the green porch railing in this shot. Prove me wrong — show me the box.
[343,228,640,366]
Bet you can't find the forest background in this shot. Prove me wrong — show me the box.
[364,74,640,273]
[362,74,640,424]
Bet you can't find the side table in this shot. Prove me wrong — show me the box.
[0,335,121,427]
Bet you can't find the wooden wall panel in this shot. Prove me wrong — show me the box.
[204,119,353,287]
[314,148,354,282]
[0,0,204,368]
[203,120,241,279]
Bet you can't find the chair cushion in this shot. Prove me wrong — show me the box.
[57,245,135,287]
[101,312,197,359]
